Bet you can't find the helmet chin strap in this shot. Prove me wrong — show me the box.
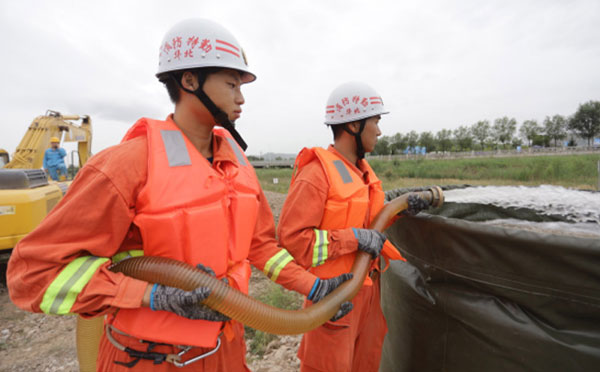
[343,119,367,160]
[173,73,248,151]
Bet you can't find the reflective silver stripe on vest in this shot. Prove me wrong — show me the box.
[160,130,191,167]
[333,160,352,184]
[225,137,247,166]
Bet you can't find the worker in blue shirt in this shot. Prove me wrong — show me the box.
[43,137,67,181]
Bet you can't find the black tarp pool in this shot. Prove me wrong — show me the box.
[380,186,600,372]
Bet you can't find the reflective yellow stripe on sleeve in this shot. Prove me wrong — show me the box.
[111,250,144,264]
[263,249,294,282]
[40,256,109,315]
[312,229,329,267]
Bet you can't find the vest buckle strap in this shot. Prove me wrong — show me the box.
[106,324,221,368]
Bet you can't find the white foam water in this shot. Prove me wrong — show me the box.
[443,186,600,234]
[481,219,600,238]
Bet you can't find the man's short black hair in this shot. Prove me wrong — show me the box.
[160,71,183,103]
[330,124,346,140]
[159,67,223,104]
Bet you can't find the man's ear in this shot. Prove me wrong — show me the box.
[346,121,360,135]
[181,71,198,91]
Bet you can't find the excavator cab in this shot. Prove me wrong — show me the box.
[0,149,8,168]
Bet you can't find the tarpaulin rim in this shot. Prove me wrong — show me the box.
[385,214,600,307]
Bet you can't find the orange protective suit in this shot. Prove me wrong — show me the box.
[278,145,401,372]
[7,115,316,371]
[112,118,259,348]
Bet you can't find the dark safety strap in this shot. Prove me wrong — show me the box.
[173,73,248,151]
[343,119,367,159]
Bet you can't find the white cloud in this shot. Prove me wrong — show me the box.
[1,0,598,158]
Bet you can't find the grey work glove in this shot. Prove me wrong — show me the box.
[308,273,354,322]
[150,264,230,322]
[401,194,430,216]
[353,228,386,258]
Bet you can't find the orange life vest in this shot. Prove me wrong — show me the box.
[291,147,403,286]
[111,117,260,347]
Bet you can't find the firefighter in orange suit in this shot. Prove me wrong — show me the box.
[7,19,352,371]
[277,82,406,372]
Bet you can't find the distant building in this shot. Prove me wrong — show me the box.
[260,152,296,161]
[566,135,600,147]
[403,146,427,155]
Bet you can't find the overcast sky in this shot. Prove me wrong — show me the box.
[1,0,598,161]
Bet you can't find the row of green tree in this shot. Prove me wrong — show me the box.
[371,100,600,155]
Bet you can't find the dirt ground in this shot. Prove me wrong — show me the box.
[0,191,302,372]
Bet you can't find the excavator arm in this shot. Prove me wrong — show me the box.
[5,110,92,169]
[0,110,92,253]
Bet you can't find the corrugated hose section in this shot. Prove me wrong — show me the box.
[76,188,443,372]
[109,187,443,335]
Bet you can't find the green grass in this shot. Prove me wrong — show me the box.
[244,283,303,357]
[256,284,303,310]
[245,328,275,358]
[369,154,599,190]
[254,168,294,193]
[255,154,600,192]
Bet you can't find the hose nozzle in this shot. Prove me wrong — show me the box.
[424,186,444,208]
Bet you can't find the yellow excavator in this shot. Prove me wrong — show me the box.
[0,110,92,262]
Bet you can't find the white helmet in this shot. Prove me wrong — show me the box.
[324,82,389,125]
[157,18,256,83]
